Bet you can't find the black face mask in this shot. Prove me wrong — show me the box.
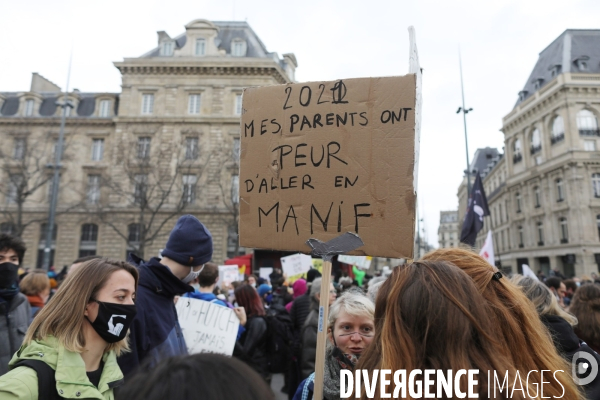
[86,300,137,344]
[0,262,18,290]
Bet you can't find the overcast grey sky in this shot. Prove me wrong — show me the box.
[1,0,599,246]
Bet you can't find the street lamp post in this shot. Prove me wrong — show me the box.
[42,58,72,270]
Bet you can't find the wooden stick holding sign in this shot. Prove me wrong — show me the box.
[307,233,365,400]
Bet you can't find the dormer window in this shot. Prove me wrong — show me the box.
[533,78,544,90]
[99,100,110,117]
[549,64,562,77]
[160,41,174,56]
[518,90,528,102]
[24,99,34,116]
[195,38,206,56]
[574,56,589,72]
[231,39,247,57]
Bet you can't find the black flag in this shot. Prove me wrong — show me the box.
[460,173,490,246]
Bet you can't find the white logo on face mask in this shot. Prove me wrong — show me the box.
[107,314,126,336]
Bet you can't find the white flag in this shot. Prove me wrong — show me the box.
[522,264,539,281]
[479,230,495,267]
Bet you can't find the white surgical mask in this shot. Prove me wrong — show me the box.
[182,264,204,284]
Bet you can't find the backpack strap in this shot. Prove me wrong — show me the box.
[13,359,61,400]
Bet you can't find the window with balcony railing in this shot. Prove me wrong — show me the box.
[577,110,599,137]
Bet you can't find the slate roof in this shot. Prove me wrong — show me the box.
[470,147,502,177]
[141,21,281,62]
[515,29,600,107]
[0,92,117,117]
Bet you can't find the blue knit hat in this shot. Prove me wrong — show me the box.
[257,284,272,298]
[161,215,212,267]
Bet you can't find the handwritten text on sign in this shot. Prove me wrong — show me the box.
[176,297,239,356]
[239,76,417,259]
[281,253,313,277]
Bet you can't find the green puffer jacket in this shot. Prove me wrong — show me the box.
[0,336,124,400]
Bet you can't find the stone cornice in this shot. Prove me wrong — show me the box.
[113,61,290,85]
[502,73,600,135]
[114,116,241,124]
[0,117,115,126]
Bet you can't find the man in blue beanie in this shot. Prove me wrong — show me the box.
[118,215,213,378]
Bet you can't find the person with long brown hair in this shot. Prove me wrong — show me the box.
[356,260,564,400]
[0,258,138,400]
[421,248,582,399]
[570,283,600,354]
[233,284,270,382]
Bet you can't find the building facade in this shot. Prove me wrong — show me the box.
[438,210,459,248]
[0,19,296,268]
[464,30,600,277]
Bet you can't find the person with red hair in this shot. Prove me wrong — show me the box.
[233,285,270,382]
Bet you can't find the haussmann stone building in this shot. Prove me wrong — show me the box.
[459,29,600,277]
[0,19,296,268]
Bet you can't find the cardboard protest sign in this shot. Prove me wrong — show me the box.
[239,76,416,259]
[281,253,312,277]
[218,265,240,287]
[338,255,372,270]
[175,297,239,356]
[259,267,273,280]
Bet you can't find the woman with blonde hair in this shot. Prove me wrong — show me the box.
[294,288,375,400]
[0,258,138,399]
[19,270,51,322]
[421,248,582,400]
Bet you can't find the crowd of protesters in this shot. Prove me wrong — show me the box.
[1,220,600,399]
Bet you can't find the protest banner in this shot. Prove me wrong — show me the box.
[175,297,239,356]
[218,265,240,287]
[281,253,312,277]
[259,267,273,280]
[238,71,417,260]
[338,255,372,270]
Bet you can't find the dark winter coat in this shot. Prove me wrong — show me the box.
[542,314,600,400]
[117,255,193,378]
[0,293,30,375]
[290,294,311,334]
[234,316,269,380]
[300,299,319,380]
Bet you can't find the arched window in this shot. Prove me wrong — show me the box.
[537,221,544,245]
[516,192,522,213]
[592,173,600,198]
[530,129,542,154]
[79,224,98,257]
[551,116,565,144]
[513,139,523,163]
[577,110,599,136]
[559,218,569,243]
